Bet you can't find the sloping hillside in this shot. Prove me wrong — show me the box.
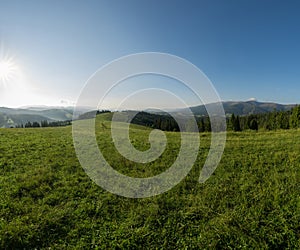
[185,101,295,116]
[0,113,54,128]
[0,107,73,127]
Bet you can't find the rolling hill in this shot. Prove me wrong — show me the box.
[177,101,296,116]
[0,101,297,128]
[0,107,74,128]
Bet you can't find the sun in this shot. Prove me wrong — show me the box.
[0,57,18,86]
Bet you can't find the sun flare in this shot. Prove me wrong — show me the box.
[0,57,18,86]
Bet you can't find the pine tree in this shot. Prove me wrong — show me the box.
[290,106,300,129]
[41,120,49,127]
[198,118,205,132]
[230,114,236,131]
[25,122,32,128]
[231,114,241,131]
[249,119,258,131]
[204,117,211,132]
[32,122,40,128]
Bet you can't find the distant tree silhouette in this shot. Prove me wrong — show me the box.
[32,122,40,128]
[25,122,32,128]
[41,120,49,127]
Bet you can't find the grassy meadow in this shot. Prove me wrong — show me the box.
[0,114,299,249]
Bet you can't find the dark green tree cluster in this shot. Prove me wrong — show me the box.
[45,120,72,127]
[153,117,179,131]
[197,117,211,132]
[130,106,300,133]
[96,110,111,115]
[22,121,40,128]
[230,114,241,131]
[132,112,179,131]
[289,105,300,129]
[15,124,24,128]
[15,120,71,128]
[227,106,300,131]
[131,112,213,132]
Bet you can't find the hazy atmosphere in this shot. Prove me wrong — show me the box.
[0,0,300,108]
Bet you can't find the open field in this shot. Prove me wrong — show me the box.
[0,115,299,249]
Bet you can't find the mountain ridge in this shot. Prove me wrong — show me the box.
[0,107,73,128]
[176,100,296,116]
[0,101,297,128]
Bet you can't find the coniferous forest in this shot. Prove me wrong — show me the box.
[13,105,300,133]
[130,105,300,132]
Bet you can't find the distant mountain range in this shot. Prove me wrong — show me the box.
[175,101,296,116]
[0,101,297,128]
[0,107,74,128]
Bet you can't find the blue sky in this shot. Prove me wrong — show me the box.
[0,0,299,108]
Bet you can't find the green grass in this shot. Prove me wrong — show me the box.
[0,115,299,249]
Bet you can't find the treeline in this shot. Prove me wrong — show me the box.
[78,110,111,120]
[228,105,300,131]
[132,112,180,131]
[15,120,71,128]
[17,106,296,132]
[131,112,211,132]
[130,106,300,132]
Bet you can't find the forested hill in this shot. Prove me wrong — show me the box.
[89,104,299,133]
[1,101,297,129]
[177,101,296,116]
[0,107,73,128]
[118,105,300,133]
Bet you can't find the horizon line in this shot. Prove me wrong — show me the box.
[0,99,298,110]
